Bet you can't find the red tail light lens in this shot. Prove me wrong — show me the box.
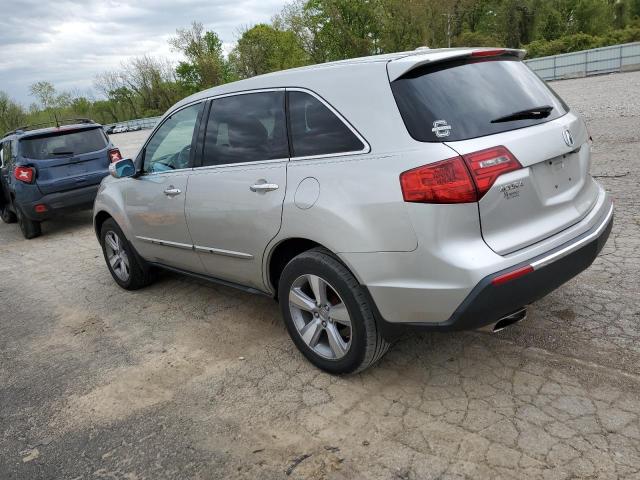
[462,146,522,198]
[14,166,35,183]
[108,148,122,163]
[400,156,477,204]
[471,49,506,58]
[400,146,521,204]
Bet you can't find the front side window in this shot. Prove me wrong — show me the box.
[288,91,365,158]
[202,91,288,167]
[2,141,12,167]
[144,102,202,173]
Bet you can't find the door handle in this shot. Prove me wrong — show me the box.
[163,186,182,197]
[250,183,279,193]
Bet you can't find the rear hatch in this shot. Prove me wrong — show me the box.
[390,51,600,255]
[19,127,110,195]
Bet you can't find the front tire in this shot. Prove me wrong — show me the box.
[278,248,390,374]
[100,218,153,290]
[16,206,41,239]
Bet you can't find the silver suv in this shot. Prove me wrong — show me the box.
[94,48,613,374]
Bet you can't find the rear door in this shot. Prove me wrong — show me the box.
[185,90,289,290]
[19,127,110,194]
[390,55,600,255]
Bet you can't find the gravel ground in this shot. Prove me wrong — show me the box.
[1,71,639,480]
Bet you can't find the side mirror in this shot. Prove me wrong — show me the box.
[109,158,136,178]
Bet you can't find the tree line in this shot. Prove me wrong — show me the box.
[2,0,640,134]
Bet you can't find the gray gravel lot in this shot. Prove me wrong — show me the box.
[1,71,639,480]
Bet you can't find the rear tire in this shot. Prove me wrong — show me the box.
[100,218,153,290]
[16,206,41,239]
[278,247,390,374]
[1,203,17,224]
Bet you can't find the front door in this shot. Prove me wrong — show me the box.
[185,91,289,290]
[124,101,205,273]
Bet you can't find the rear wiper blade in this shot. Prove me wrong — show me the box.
[491,105,554,123]
[51,151,74,155]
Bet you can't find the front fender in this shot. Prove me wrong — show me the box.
[93,176,135,240]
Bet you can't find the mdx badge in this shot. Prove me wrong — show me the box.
[563,129,574,147]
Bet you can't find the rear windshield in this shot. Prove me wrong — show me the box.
[391,58,569,142]
[19,127,107,160]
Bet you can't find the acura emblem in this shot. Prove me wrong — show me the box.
[563,129,574,147]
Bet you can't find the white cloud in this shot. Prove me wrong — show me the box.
[0,0,286,104]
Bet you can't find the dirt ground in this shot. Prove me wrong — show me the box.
[1,71,639,480]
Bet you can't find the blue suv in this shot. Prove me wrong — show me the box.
[0,119,122,239]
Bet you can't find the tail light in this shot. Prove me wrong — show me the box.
[400,157,477,204]
[462,146,521,198]
[400,146,521,204]
[471,49,506,58]
[14,166,35,184]
[108,148,122,163]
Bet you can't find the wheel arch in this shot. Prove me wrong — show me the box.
[265,237,366,299]
[94,210,113,239]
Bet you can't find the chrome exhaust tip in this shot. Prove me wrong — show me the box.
[478,307,527,333]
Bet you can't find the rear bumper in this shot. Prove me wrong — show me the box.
[435,204,612,331]
[367,204,612,338]
[18,184,100,221]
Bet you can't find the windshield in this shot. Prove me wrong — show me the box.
[391,58,569,142]
[19,127,108,160]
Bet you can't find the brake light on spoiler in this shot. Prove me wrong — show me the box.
[400,146,522,204]
[471,49,507,58]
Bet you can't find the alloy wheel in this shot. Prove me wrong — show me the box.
[288,274,352,360]
[104,230,130,282]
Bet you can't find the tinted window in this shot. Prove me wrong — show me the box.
[19,128,108,160]
[0,142,7,167]
[144,103,202,173]
[288,91,365,157]
[391,58,568,142]
[202,92,288,167]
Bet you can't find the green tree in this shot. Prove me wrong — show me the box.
[29,81,56,110]
[229,24,309,78]
[169,22,232,92]
[303,0,382,60]
[0,91,27,133]
[378,0,429,52]
[574,0,613,35]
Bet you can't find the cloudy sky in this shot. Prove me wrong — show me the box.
[0,0,286,105]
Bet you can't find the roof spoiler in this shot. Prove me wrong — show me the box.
[387,48,526,82]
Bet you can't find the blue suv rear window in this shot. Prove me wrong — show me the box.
[20,128,107,160]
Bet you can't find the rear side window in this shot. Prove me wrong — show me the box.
[202,91,288,167]
[19,128,108,160]
[391,58,569,142]
[288,91,365,157]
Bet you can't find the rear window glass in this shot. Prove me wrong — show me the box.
[288,91,365,157]
[19,128,107,160]
[391,58,569,142]
[202,92,288,166]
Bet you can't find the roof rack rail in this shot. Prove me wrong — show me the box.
[2,118,96,138]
